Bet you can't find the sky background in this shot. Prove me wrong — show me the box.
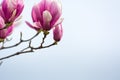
[0,0,120,80]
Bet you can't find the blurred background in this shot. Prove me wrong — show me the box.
[0,0,120,80]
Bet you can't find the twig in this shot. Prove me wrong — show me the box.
[0,42,57,60]
[42,42,57,48]
[0,50,34,61]
[0,32,40,50]
[0,31,57,61]
[40,32,48,48]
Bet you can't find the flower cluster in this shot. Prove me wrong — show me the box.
[0,0,63,61]
[0,0,24,40]
[26,0,63,42]
[0,0,63,42]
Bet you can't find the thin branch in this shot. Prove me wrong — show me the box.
[0,32,40,50]
[0,50,34,61]
[42,42,57,48]
[0,30,58,61]
[0,41,57,61]
[40,32,48,48]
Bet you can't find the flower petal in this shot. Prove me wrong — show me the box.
[0,16,5,28]
[32,4,41,22]
[25,21,41,31]
[42,10,52,30]
[53,24,63,41]
[49,0,62,27]
[54,18,63,27]
[6,25,13,37]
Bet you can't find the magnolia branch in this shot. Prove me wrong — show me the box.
[0,32,57,61]
[0,32,39,50]
[0,0,63,63]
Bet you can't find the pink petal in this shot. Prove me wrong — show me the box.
[53,24,63,41]
[0,16,5,28]
[0,29,6,39]
[42,10,52,30]
[0,7,5,19]
[32,4,42,22]
[2,0,12,21]
[15,3,24,20]
[53,18,63,27]
[25,21,41,31]
[49,0,62,27]
[6,25,13,37]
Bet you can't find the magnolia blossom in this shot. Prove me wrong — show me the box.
[53,24,63,41]
[0,16,13,42]
[0,0,24,24]
[26,0,63,31]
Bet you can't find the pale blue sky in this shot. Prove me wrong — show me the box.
[0,0,120,80]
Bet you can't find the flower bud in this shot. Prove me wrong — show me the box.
[53,24,63,42]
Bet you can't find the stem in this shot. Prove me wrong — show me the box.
[0,42,57,61]
[0,32,40,50]
[40,32,48,48]
[0,50,34,60]
[0,30,58,61]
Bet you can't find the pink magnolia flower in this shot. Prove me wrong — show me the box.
[0,0,24,24]
[26,0,63,31]
[53,24,63,41]
[0,16,13,41]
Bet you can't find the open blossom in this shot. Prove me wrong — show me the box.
[26,0,63,31]
[0,0,24,24]
[0,16,13,41]
[53,24,63,41]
